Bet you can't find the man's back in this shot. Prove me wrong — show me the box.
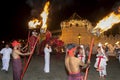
[65,43,90,80]
[65,55,85,74]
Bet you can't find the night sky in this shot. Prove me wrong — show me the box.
[0,0,120,41]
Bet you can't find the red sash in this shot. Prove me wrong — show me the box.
[97,56,104,68]
[79,55,84,61]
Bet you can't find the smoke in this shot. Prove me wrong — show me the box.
[26,0,74,17]
[112,0,120,13]
[26,0,46,17]
[51,0,74,11]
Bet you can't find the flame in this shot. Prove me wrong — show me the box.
[104,42,108,45]
[115,41,119,45]
[40,1,50,31]
[92,11,120,34]
[28,19,41,29]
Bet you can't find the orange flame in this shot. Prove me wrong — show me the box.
[115,41,119,45]
[28,19,41,29]
[92,11,120,34]
[40,1,50,31]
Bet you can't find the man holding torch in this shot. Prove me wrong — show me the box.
[65,43,90,80]
[11,40,32,80]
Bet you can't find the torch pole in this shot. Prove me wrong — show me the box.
[21,34,39,80]
[24,30,30,64]
[27,30,30,43]
[84,38,94,80]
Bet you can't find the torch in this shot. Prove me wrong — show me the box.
[84,8,120,80]
[20,18,41,80]
[21,1,50,80]
[21,35,40,80]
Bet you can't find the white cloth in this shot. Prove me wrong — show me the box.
[1,59,10,71]
[0,48,12,71]
[0,48,12,59]
[94,56,107,68]
[44,47,52,73]
[79,45,86,63]
[94,54,107,77]
[99,65,107,77]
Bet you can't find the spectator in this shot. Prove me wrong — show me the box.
[44,43,52,73]
[0,43,12,73]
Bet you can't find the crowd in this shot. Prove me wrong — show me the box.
[0,30,120,80]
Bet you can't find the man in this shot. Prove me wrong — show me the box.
[65,43,90,80]
[28,30,38,51]
[11,40,32,80]
[77,45,86,63]
[94,43,108,79]
[0,43,12,72]
[45,30,52,43]
[44,43,52,73]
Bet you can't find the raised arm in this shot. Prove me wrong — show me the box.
[14,49,31,56]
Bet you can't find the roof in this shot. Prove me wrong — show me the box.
[68,12,83,20]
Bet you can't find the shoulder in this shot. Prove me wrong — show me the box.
[1,48,5,50]
[70,56,79,61]
[9,48,12,50]
[0,48,5,52]
[44,47,47,50]
[13,49,18,53]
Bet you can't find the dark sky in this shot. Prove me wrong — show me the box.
[0,0,120,40]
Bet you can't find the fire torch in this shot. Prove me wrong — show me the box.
[84,7,120,80]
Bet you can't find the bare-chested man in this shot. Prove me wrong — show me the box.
[11,40,32,80]
[65,43,90,80]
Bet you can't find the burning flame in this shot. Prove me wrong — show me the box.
[28,19,41,29]
[92,11,120,35]
[115,41,119,45]
[104,42,108,45]
[40,1,50,31]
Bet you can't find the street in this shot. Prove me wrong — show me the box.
[0,53,120,80]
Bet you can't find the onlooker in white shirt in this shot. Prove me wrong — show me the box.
[0,43,12,72]
[44,43,52,73]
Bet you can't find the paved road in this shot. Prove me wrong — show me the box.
[0,54,120,80]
